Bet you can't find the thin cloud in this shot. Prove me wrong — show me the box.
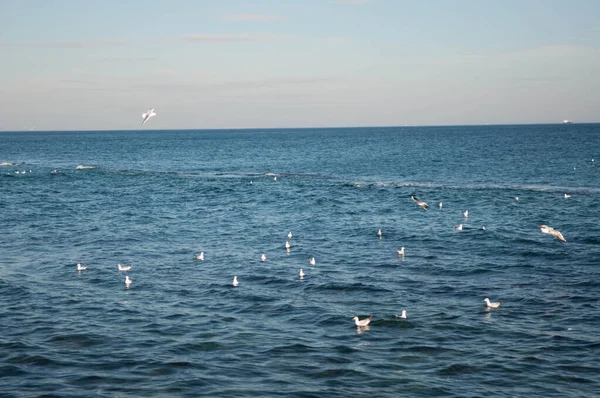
[173,33,284,42]
[91,56,159,62]
[221,13,282,21]
[3,39,132,49]
[337,0,372,4]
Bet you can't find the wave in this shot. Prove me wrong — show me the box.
[76,165,96,169]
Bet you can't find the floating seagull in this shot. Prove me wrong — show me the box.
[564,193,571,199]
[299,268,305,278]
[397,247,405,257]
[195,252,204,261]
[260,253,267,262]
[308,257,316,266]
[538,225,566,242]
[273,176,277,181]
[285,241,291,250]
[482,225,487,231]
[411,195,428,210]
[377,229,383,238]
[287,231,293,239]
[454,224,463,231]
[117,264,132,271]
[352,315,372,327]
[141,108,156,126]
[463,209,469,218]
[125,275,132,288]
[232,275,239,287]
[395,310,407,319]
[439,201,443,210]
[483,297,501,308]
[249,181,253,185]
[515,196,519,201]
[76,263,88,271]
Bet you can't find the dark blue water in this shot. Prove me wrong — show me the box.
[1,125,599,397]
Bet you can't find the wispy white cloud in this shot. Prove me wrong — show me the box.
[337,0,372,4]
[90,56,158,62]
[1,33,287,48]
[221,13,282,21]
[172,33,285,42]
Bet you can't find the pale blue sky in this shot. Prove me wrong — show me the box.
[1,0,599,130]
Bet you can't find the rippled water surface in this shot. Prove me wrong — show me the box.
[1,125,599,397]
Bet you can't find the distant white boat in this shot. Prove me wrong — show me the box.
[563,119,573,124]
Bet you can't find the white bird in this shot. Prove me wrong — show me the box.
[76,263,87,271]
[377,228,383,238]
[564,193,571,199]
[482,225,487,231]
[411,195,428,210]
[195,252,204,261]
[285,241,291,250]
[397,247,405,257]
[141,108,156,126]
[463,209,469,218]
[538,225,566,242]
[117,264,132,271]
[352,315,372,327]
[395,310,407,319]
[260,253,267,262]
[299,268,305,278]
[273,176,277,181]
[484,297,501,308]
[125,275,132,288]
[515,196,519,201]
[232,275,239,287]
[454,224,463,231]
[287,231,293,239]
[308,257,316,266]
[439,201,443,210]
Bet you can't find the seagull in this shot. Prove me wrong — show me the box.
[141,108,156,126]
[482,225,486,231]
[285,241,291,250]
[538,225,566,242]
[117,264,132,271]
[76,263,88,271]
[299,268,305,278]
[411,195,428,210]
[564,193,571,199]
[125,275,132,288]
[454,224,463,231]
[195,252,204,261]
[439,201,443,210]
[352,315,372,327]
[260,253,267,262]
[515,196,519,201]
[377,229,383,238]
[287,231,293,239]
[483,297,501,308]
[308,257,316,266]
[395,310,407,319]
[397,247,405,257]
[273,176,277,181]
[232,275,239,287]
[463,209,469,218]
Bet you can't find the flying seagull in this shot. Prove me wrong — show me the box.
[141,108,156,126]
[538,225,566,242]
[411,195,429,210]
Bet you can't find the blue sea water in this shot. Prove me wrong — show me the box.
[1,124,599,397]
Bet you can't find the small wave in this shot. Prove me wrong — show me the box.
[0,162,14,166]
[76,165,96,170]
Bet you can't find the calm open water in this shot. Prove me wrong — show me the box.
[1,124,599,397]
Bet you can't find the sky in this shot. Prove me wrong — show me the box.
[1,0,599,131]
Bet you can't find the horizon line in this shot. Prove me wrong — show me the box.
[1,121,597,133]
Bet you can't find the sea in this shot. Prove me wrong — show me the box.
[1,124,599,397]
